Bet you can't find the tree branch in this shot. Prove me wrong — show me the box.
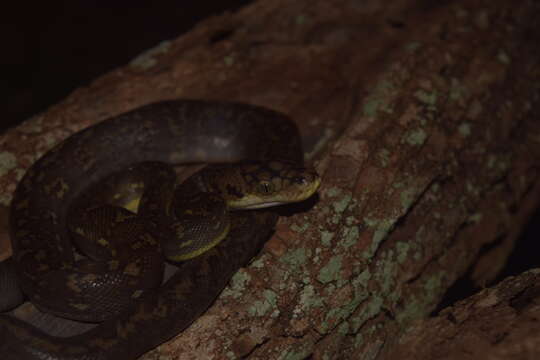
[1,0,539,359]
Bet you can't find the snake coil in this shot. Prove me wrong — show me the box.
[0,100,316,360]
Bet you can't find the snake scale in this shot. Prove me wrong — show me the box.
[0,100,319,359]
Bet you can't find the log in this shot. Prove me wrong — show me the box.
[384,269,540,360]
[0,0,539,358]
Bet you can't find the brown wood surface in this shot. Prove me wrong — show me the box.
[1,0,539,359]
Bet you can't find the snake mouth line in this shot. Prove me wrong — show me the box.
[240,201,287,210]
[230,176,321,210]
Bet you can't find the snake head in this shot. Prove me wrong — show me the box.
[203,161,321,210]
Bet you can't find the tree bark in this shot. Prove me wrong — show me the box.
[384,269,540,360]
[0,0,539,359]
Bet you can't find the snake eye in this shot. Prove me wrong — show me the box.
[293,176,307,185]
[257,181,275,194]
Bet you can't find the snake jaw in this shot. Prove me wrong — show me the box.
[227,166,321,209]
[240,201,284,210]
[192,161,321,211]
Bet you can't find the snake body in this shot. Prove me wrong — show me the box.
[0,100,317,359]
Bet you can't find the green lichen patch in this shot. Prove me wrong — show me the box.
[129,40,171,70]
[332,193,352,214]
[339,226,359,249]
[18,116,44,135]
[280,248,310,272]
[487,154,497,169]
[345,216,356,226]
[467,212,483,224]
[395,241,410,264]
[414,89,438,107]
[474,10,490,29]
[405,42,422,53]
[349,295,383,333]
[497,50,511,64]
[313,248,322,264]
[317,255,342,284]
[222,270,252,299]
[377,148,391,168]
[248,289,279,317]
[319,230,334,247]
[404,128,427,146]
[450,78,471,104]
[291,221,310,233]
[251,256,266,269]
[223,54,235,67]
[395,297,423,325]
[323,186,353,225]
[374,251,399,295]
[362,98,381,118]
[337,320,350,335]
[458,122,472,137]
[399,186,419,213]
[325,186,342,198]
[424,272,444,295]
[392,181,405,190]
[299,284,324,312]
[395,272,445,325]
[320,293,364,334]
[363,217,396,259]
[314,269,373,334]
[280,341,315,360]
[352,269,372,291]
[295,14,308,25]
[0,151,17,177]
[466,181,479,196]
[361,80,396,117]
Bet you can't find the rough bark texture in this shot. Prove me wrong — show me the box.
[1,0,539,359]
[384,269,540,360]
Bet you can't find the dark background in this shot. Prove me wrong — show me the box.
[1,1,538,310]
[0,1,252,131]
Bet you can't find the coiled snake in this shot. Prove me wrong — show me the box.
[0,100,320,359]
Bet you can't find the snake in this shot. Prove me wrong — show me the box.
[0,100,320,359]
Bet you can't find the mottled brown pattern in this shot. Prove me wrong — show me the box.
[0,100,308,359]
